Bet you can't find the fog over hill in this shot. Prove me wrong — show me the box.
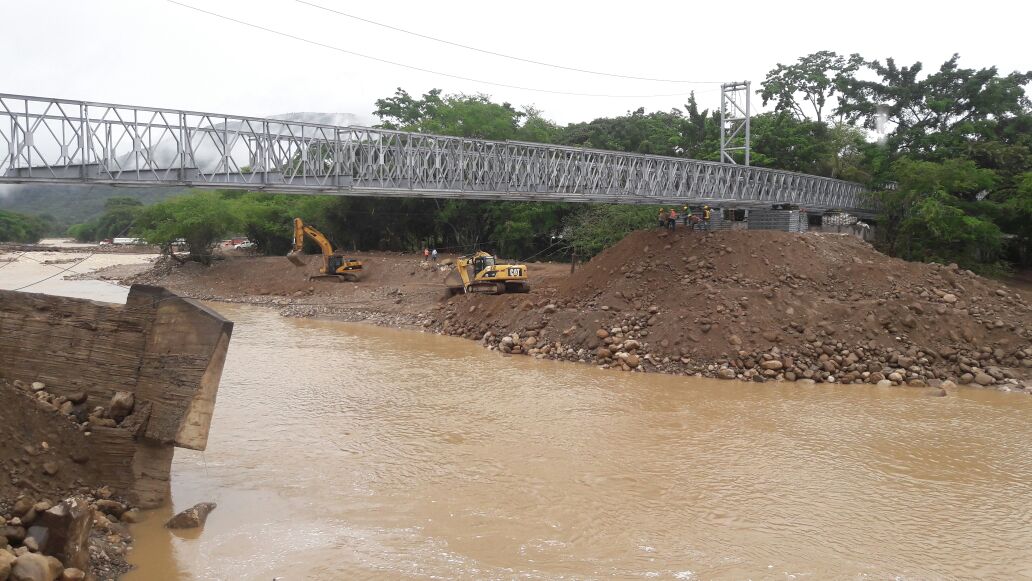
[0,112,370,232]
[267,112,369,127]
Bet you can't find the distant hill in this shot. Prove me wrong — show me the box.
[0,184,186,233]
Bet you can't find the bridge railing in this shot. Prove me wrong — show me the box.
[0,93,878,214]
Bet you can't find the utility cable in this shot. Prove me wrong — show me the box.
[294,0,723,85]
[165,0,699,99]
[9,253,96,291]
[0,251,26,271]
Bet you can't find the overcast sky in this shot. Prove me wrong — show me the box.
[2,0,1029,126]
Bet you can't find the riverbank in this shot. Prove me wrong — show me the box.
[5,256,1032,578]
[82,231,1032,394]
[1,378,139,580]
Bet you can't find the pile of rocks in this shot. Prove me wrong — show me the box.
[279,303,432,329]
[0,490,138,581]
[429,229,1032,395]
[435,298,1032,394]
[9,381,144,434]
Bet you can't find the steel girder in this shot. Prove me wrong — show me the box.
[0,93,878,216]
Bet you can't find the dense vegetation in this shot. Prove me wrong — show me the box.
[39,52,1032,272]
[0,185,184,235]
[0,210,49,243]
[66,197,144,242]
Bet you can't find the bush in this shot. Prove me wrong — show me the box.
[133,191,239,263]
[0,210,47,243]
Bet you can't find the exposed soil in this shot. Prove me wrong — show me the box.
[124,251,572,326]
[436,229,1032,391]
[0,379,137,579]
[117,231,1032,393]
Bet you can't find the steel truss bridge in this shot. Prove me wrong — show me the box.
[0,93,877,216]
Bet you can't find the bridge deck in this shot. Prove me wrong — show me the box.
[0,93,878,216]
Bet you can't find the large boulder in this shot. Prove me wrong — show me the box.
[165,503,217,529]
[1,526,26,545]
[33,498,92,571]
[92,500,126,519]
[9,553,60,581]
[974,372,995,386]
[25,527,48,552]
[12,499,35,518]
[0,550,16,581]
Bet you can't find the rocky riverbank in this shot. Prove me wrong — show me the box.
[1,379,140,581]
[432,230,1032,394]
[107,231,1032,395]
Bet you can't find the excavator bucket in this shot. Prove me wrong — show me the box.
[286,251,305,267]
[443,268,464,291]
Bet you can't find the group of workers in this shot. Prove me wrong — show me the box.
[659,205,712,232]
[422,247,439,262]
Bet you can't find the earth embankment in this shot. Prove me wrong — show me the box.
[437,229,1032,390]
[126,231,1032,392]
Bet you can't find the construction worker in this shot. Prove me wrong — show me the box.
[688,212,701,231]
[423,247,430,261]
[667,207,678,231]
[658,208,668,229]
[702,205,712,231]
[431,248,438,262]
[682,205,690,227]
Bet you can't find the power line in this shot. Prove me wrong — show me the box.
[294,0,723,85]
[9,253,96,292]
[0,252,26,271]
[165,0,703,99]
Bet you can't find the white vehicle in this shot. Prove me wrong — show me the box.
[234,241,256,250]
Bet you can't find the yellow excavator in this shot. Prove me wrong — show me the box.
[444,250,530,295]
[286,217,363,282]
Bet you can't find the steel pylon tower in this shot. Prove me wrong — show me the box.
[720,81,751,166]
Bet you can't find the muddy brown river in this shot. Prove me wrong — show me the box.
[3,253,1032,579]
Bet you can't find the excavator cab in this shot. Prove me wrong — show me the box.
[472,254,495,276]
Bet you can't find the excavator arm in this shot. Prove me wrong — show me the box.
[288,217,334,266]
[287,217,364,281]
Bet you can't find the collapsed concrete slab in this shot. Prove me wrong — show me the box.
[0,285,233,507]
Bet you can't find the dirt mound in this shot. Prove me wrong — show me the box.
[127,252,573,326]
[436,229,1032,390]
[0,381,107,502]
[130,252,452,302]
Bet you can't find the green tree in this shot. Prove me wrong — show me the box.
[837,54,1032,157]
[231,193,330,255]
[133,191,239,263]
[562,205,655,257]
[759,50,861,123]
[878,159,1004,271]
[561,107,689,155]
[375,88,524,140]
[994,172,1032,264]
[0,210,47,243]
[67,196,144,242]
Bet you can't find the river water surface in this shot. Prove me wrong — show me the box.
[3,253,1032,579]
